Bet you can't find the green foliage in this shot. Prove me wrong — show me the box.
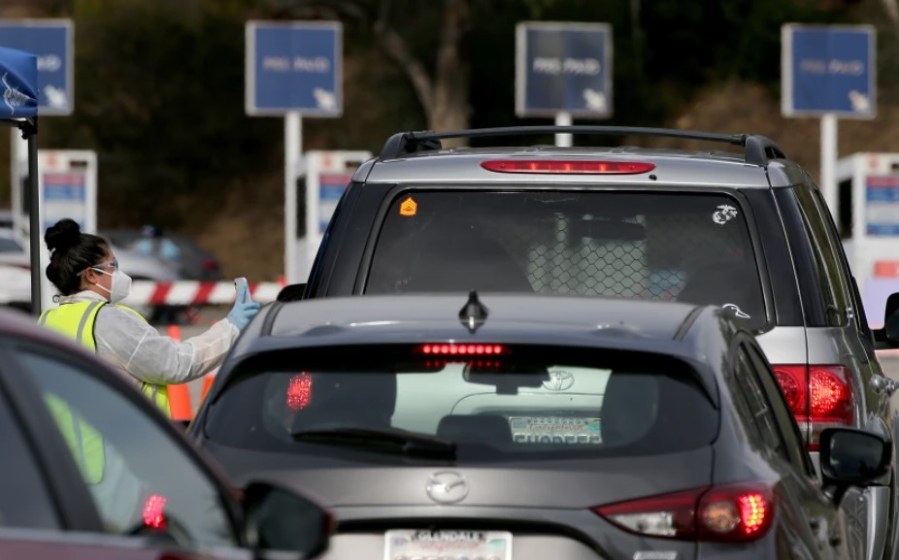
[44,0,280,228]
[17,0,875,227]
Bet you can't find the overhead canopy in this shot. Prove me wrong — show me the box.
[0,45,38,120]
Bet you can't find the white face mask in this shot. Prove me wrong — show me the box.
[92,268,132,304]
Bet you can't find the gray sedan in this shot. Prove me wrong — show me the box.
[190,294,890,559]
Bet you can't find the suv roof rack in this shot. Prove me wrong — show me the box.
[378,125,786,166]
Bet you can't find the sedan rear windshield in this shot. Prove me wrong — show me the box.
[366,190,765,330]
[204,346,718,462]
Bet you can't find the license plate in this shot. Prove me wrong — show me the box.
[384,529,512,560]
[509,416,601,444]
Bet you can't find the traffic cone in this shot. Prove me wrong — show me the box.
[167,384,193,421]
[165,324,193,421]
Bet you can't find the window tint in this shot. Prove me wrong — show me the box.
[367,191,767,330]
[17,351,236,547]
[732,350,791,462]
[742,344,815,476]
[0,392,60,529]
[205,347,719,461]
[794,185,851,326]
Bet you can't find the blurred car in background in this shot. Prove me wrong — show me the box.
[0,226,177,314]
[0,307,333,559]
[191,293,889,560]
[103,228,224,281]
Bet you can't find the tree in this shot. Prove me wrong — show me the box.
[274,0,472,142]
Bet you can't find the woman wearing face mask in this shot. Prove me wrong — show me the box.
[38,218,261,417]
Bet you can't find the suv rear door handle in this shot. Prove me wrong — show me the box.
[871,374,898,394]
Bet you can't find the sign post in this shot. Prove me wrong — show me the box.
[0,20,74,314]
[246,21,342,284]
[36,150,96,311]
[300,150,370,280]
[782,24,876,219]
[516,22,612,147]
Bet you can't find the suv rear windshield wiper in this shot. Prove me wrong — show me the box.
[291,426,457,460]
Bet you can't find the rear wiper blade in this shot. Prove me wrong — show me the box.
[291,426,457,459]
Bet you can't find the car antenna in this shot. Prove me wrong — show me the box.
[459,290,489,334]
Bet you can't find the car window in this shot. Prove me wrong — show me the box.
[0,236,22,252]
[742,343,816,477]
[0,390,60,529]
[732,348,795,465]
[812,188,874,337]
[366,191,767,330]
[205,346,719,461]
[15,351,237,548]
[793,185,851,326]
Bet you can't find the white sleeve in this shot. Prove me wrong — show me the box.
[94,306,239,385]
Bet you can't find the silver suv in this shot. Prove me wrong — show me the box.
[298,126,899,559]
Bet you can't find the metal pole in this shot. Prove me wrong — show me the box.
[821,113,838,221]
[24,119,41,315]
[554,112,573,147]
[284,111,302,284]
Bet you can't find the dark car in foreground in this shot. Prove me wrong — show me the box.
[190,294,889,559]
[293,126,899,558]
[0,309,331,560]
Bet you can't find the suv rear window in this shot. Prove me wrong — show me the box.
[365,190,765,329]
[204,346,718,462]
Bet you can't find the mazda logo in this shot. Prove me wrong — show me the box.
[543,370,575,392]
[425,471,469,504]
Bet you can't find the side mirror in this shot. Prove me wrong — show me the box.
[242,481,332,559]
[818,428,891,505]
[873,292,899,348]
[277,283,307,302]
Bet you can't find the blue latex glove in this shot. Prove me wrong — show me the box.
[227,282,261,331]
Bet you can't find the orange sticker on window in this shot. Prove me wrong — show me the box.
[399,196,418,217]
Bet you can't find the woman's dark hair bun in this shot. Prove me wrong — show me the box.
[45,218,82,252]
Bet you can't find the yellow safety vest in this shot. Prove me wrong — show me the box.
[38,301,171,417]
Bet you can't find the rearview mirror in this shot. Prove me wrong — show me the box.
[242,481,332,558]
[463,363,549,394]
[570,218,646,242]
[818,428,891,505]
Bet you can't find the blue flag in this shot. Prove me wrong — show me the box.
[0,46,38,119]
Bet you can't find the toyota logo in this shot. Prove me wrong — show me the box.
[543,370,575,392]
[425,471,469,504]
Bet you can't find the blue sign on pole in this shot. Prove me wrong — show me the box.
[782,24,875,118]
[516,22,612,118]
[246,21,342,116]
[0,20,73,116]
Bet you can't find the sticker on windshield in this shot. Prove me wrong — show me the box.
[399,196,418,217]
[510,416,601,444]
[712,204,738,225]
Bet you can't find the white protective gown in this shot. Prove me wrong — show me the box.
[57,290,239,386]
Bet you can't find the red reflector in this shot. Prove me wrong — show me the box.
[142,494,167,530]
[420,343,505,356]
[287,372,313,410]
[480,160,656,175]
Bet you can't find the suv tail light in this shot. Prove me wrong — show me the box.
[480,160,656,175]
[772,364,853,451]
[594,483,773,542]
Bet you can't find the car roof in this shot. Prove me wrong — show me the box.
[357,126,796,188]
[239,294,735,362]
[362,147,774,188]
